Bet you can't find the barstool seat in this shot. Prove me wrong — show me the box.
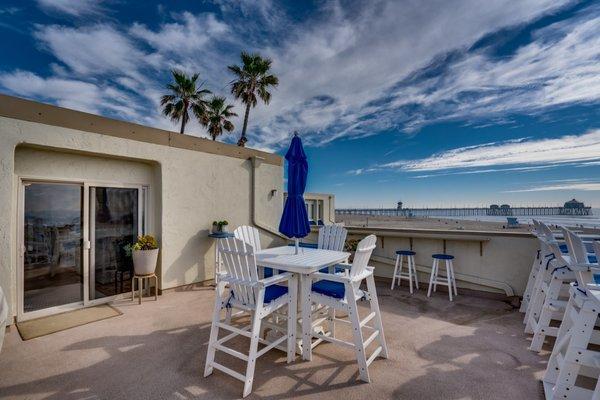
[428,254,458,301]
[396,250,416,256]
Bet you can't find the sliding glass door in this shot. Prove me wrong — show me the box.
[20,180,146,319]
[90,187,140,300]
[22,183,84,313]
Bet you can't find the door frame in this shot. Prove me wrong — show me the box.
[16,176,149,321]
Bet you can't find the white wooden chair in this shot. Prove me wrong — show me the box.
[520,219,544,313]
[523,220,566,330]
[543,238,600,398]
[318,224,348,252]
[304,234,388,382]
[204,237,298,398]
[234,225,272,278]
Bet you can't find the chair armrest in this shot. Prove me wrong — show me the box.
[570,263,598,271]
[259,272,294,287]
[219,276,258,287]
[311,271,351,283]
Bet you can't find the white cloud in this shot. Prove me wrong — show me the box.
[506,182,600,192]
[37,0,105,17]
[3,0,599,151]
[378,129,600,173]
[34,24,160,80]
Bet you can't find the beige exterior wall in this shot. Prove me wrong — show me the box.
[303,193,336,224]
[0,97,284,320]
[307,226,537,296]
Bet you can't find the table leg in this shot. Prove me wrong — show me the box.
[214,240,220,285]
[301,273,313,361]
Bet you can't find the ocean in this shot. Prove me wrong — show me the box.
[434,208,600,229]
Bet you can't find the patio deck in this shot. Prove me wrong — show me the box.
[0,281,547,400]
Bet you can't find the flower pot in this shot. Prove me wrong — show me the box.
[212,224,219,234]
[132,248,159,275]
[220,225,229,233]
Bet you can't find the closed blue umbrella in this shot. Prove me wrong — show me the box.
[279,133,311,254]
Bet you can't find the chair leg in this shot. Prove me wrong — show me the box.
[411,256,419,290]
[530,276,562,352]
[347,288,370,383]
[243,288,265,398]
[525,268,548,333]
[138,277,143,305]
[131,276,135,301]
[543,294,576,385]
[408,256,414,294]
[366,274,388,358]
[204,282,226,378]
[445,261,453,301]
[154,275,158,301]
[427,259,437,297]
[391,254,399,290]
[287,275,298,363]
[450,260,457,296]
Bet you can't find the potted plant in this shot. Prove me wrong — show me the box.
[212,221,219,234]
[344,238,359,262]
[218,220,229,233]
[128,235,159,275]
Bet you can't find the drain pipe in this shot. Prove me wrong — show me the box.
[370,254,515,297]
[250,156,287,240]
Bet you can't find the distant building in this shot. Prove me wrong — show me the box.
[564,199,585,209]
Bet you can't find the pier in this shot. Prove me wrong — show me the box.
[336,199,592,218]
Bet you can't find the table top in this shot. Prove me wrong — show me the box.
[256,246,350,274]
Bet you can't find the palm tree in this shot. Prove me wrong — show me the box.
[160,70,211,134]
[228,51,279,146]
[203,96,237,141]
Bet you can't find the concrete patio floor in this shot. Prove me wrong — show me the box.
[0,281,547,399]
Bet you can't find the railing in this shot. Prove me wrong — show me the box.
[308,226,538,297]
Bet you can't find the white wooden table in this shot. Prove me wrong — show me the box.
[256,246,350,360]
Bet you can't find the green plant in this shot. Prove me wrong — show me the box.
[161,70,211,134]
[228,51,279,146]
[344,239,359,252]
[217,220,229,227]
[131,235,159,251]
[203,96,237,141]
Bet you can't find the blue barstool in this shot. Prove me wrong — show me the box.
[427,254,458,301]
[391,250,419,293]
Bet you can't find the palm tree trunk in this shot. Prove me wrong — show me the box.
[180,117,186,134]
[238,103,251,146]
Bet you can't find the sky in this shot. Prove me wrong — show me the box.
[1,0,599,208]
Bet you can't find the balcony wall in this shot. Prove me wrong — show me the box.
[308,226,538,297]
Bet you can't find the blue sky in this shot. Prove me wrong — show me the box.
[1,0,599,208]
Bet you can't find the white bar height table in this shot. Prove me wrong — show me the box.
[256,245,350,361]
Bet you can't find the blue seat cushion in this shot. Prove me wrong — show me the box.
[319,264,347,273]
[559,244,568,254]
[287,242,318,249]
[589,254,597,264]
[263,267,274,278]
[312,280,345,299]
[396,250,416,256]
[264,284,288,303]
[432,253,454,260]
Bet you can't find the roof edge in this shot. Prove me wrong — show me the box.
[0,94,282,166]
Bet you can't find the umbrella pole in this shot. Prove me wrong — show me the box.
[295,238,299,255]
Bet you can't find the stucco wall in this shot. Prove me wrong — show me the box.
[306,227,537,296]
[0,115,284,320]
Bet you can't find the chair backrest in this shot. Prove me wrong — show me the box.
[318,224,348,252]
[561,228,593,287]
[562,227,588,264]
[349,235,377,279]
[218,237,259,306]
[537,221,556,242]
[234,225,262,252]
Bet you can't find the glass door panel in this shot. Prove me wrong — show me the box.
[23,183,83,312]
[90,187,139,300]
